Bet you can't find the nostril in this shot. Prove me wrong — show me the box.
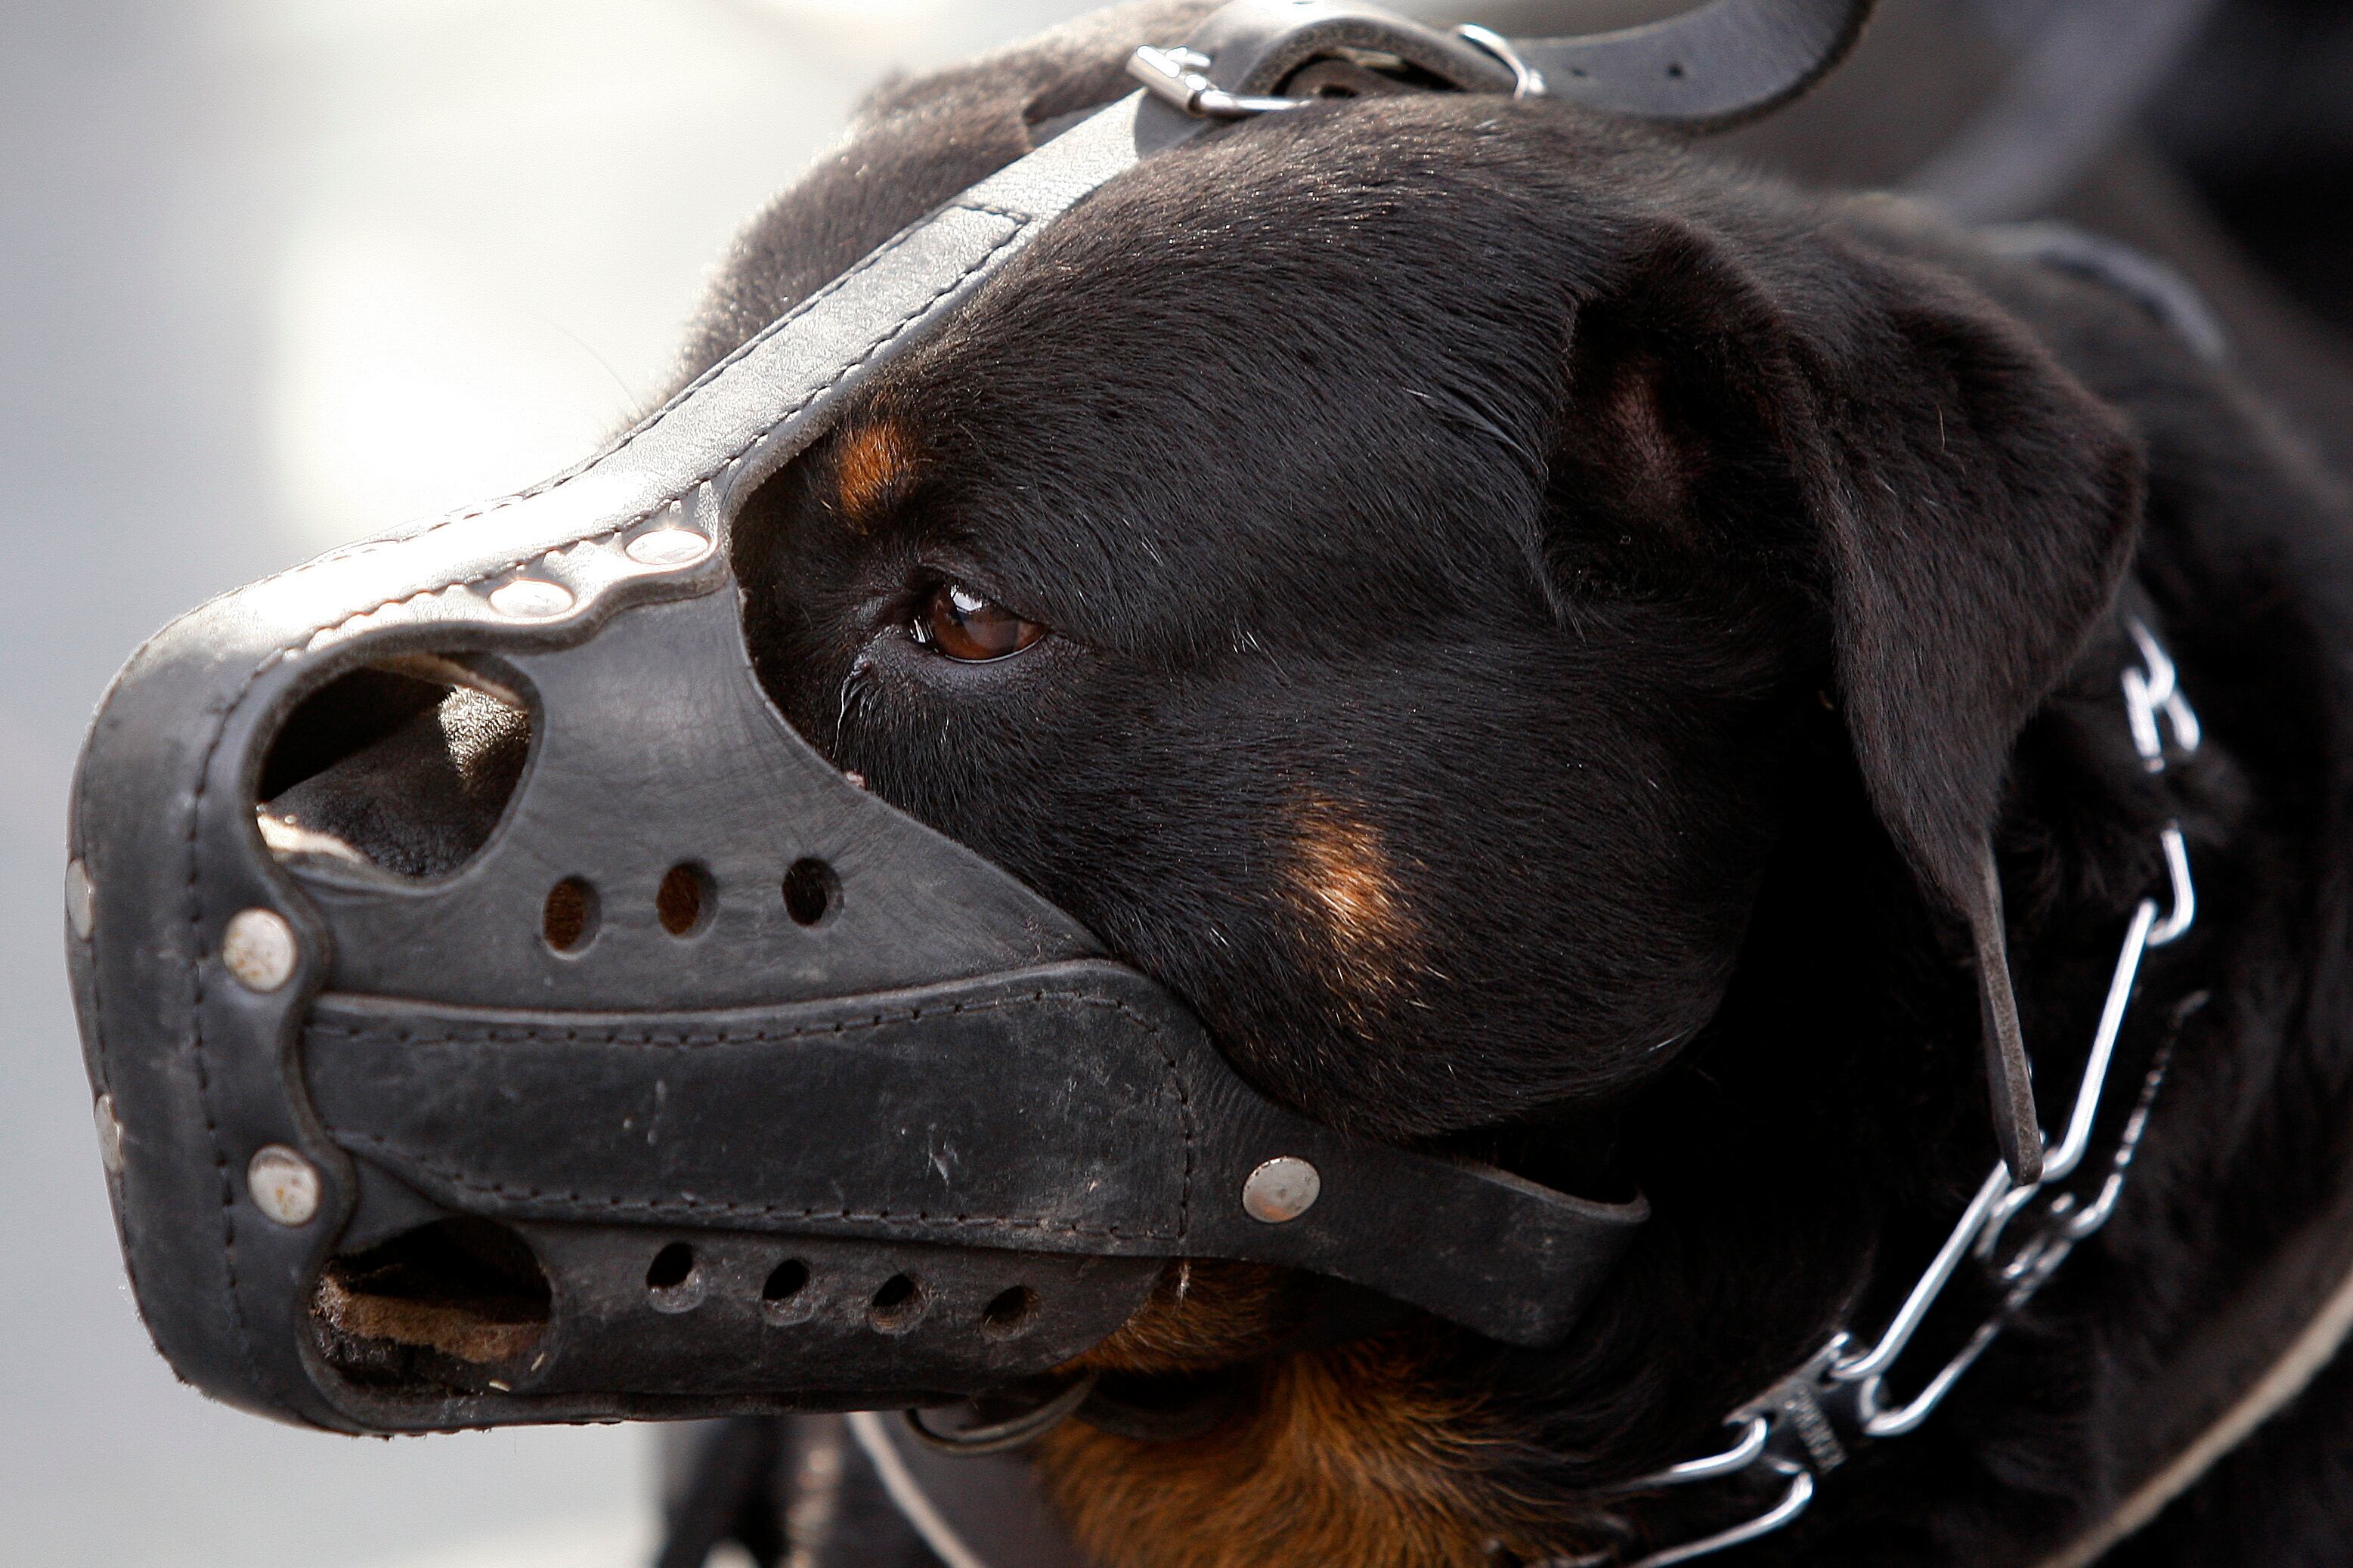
[258,657,531,881]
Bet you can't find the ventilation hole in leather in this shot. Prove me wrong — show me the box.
[312,1217,550,1389]
[543,877,599,954]
[257,656,532,882]
[646,1242,707,1313]
[657,863,715,937]
[761,1259,813,1325]
[783,858,838,927]
[980,1285,1039,1339]
[868,1273,927,1334]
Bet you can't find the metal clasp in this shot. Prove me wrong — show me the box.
[1454,24,1548,98]
[2123,618,2203,772]
[1129,45,1309,119]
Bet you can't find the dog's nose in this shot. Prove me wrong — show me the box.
[259,661,531,880]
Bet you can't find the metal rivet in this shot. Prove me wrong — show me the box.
[221,908,299,993]
[247,1145,321,1226]
[489,578,574,620]
[94,1094,125,1176]
[65,859,95,941]
[625,528,712,568]
[1241,1156,1321,1223]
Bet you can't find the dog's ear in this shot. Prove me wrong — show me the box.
[1557,221,2144,1180]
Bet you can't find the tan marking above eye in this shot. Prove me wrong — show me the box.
[834,419,913,527]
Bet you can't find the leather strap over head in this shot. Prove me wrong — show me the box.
[1162,0,1875,131]
[1515,0,1876,131]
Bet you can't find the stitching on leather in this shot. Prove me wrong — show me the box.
[178,701,271,1396]
[169,199,1038,1394]
[311,987,1199,1244]
[319,988,1131,1049]
[277,211,1033,650]
[277,200,1035,574]
[331,1130,1171,1242]
[636,200,1036,454]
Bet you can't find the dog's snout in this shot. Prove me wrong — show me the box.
[259,661,531,880]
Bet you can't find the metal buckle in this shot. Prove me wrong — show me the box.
[1129,45,1309,119]
[1454,24,1548,99]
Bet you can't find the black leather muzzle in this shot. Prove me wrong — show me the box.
[62,0,1874,1435]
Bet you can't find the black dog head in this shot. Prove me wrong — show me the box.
[706,23,2141,1155]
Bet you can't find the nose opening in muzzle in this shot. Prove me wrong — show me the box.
[257,654,534,882]
[311,1217,554,1392]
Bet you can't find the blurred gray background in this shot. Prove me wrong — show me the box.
[7,0,2346,1564]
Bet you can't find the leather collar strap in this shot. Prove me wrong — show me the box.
[845,1409,1089,1568]
[2036,1155,2353,1566]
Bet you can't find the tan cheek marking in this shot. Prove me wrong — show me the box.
[834,419,913,527]
[1286,793,1429,1016]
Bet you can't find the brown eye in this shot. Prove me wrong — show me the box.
[916,582,1046,662]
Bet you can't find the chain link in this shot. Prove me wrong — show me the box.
[1554,620,2203,1568]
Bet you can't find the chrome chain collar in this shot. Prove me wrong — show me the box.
[1545,621,2203,1568]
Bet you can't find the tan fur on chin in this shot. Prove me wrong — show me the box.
[1038,1335,1526,1568]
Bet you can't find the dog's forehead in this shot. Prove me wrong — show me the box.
[806,97,1611,634]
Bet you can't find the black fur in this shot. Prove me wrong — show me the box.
[283,3,2353,1561]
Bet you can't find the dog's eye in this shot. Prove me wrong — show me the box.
[912,581,1046,662]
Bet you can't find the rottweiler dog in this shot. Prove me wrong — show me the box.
[274,2,2353,1563]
